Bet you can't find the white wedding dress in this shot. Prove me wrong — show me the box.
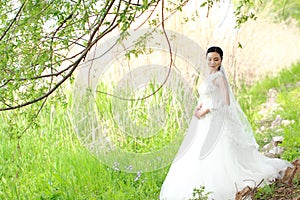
[160,70,291,200]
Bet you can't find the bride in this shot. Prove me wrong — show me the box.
[159,46,292,200]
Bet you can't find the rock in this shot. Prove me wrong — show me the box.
[260,126,266,131]
[273,136,284,142]
[262,136,284,158]
[271,115,282,128]
[267,88,278,106]
[281,158,300,184]
[258,88,280,117]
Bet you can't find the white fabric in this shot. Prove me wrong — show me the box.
[159,69,292,200]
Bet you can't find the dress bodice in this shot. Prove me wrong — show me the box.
[197,71,228,111]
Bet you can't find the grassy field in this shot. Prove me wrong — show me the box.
[0,63,299,199]
[238,62,300,161]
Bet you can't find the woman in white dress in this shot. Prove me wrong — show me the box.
[159,46,292,200]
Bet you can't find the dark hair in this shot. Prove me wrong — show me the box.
[206,46,223,71]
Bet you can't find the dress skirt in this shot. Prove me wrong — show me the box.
[159,109,291,200]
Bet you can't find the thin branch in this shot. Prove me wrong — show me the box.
[96,0,174,101]
[19,96,48,135]
[0,8,122,111]
[0,1,27,41]
[0,60,78,111]
[86,0,115,48]
[0,0,188,110]
[121,0,142,6]
[134,1,160,30]
[156,0,190,27]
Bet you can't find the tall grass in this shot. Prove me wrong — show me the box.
[238,62,300,161]
[0,102,166,199]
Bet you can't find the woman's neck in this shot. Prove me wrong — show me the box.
[210,69,218,74]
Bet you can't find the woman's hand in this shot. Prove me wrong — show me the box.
[194,107,210,119]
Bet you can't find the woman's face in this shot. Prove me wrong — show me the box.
[206,52,222,71]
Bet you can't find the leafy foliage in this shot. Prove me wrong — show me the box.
[234,0,261,28]
[189,186,212,200]
[0,0,163,111]
[0,0,260,112]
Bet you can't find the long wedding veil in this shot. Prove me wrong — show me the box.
[173,66,258,162]
[220,66,259,148]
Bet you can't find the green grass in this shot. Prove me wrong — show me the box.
[238,62,300,161]
[0,63,299,199]
[0,105,166,199]
[239,62,300,107]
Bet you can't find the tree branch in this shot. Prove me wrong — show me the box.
[0,1,27,41]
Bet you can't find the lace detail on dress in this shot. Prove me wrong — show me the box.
[198,71,229,112]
